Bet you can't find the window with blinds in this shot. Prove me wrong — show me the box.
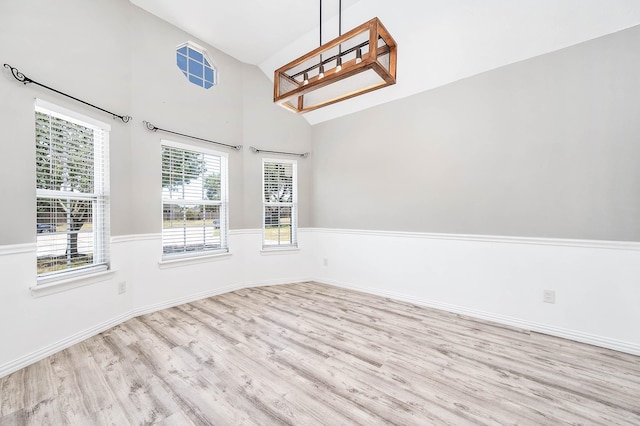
[262,159,297,247]
[35,99,110,281]
[162,140,228,257]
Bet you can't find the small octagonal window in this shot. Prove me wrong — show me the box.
[176,41,217,89]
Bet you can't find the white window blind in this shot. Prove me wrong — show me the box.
[35,99,110,281]
[162,141,228,257]
[262,159,297,247]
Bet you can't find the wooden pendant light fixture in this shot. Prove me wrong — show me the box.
[273,1,397,113]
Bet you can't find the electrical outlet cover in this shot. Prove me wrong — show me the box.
[543,289,555,304]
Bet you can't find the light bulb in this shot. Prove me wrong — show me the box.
[318,64,325,79]
[303,72,309,85]
[355,48,362,64]
[336,57,342,72]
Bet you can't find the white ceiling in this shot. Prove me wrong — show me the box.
[131,0,640,124]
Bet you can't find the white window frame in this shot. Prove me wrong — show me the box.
[262,158,298,249]
[176,41,219,89]
[35,98,111,284]
[161,139,229,260]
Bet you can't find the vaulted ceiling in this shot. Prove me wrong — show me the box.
[130,0,640,124]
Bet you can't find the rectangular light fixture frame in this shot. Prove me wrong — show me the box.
[274,17,397,113]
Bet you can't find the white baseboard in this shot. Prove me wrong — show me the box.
[0,311,133,378]
[0,276,313,378]
[317,277,640,356]
[2,273,638,378]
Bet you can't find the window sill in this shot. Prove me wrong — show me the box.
[158,251,232,269]
[31,269,117,298]
[260,246,300,255]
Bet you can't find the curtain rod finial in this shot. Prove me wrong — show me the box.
[143,121,157,131]
[4,63,29,84]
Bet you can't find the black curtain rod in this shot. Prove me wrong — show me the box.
[250,146,309,158]
[3,64,132,123]
[144,121,242,151]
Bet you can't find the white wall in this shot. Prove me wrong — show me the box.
[312,229,640,355]
[3,228,639,377]
[0,231,314,377]
[128,231,314,312]
[0,242,130,376]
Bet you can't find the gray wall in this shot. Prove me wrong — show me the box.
[241,65,313,229]
[312,25,640,242]
[0,0,312,245]
[0,0,131,244]
[2,0,637,245]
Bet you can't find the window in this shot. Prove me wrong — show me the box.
[262,159,297,247]
[35,99,110,281]
[162,140,228,257]
[176,41,217,89]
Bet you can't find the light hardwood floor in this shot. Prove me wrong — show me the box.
[1,282,639,425]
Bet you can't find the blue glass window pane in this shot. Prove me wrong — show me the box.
[177,44,216,89]
[176,53,187,72]
[189,59,203,78]
[189,75,204,87]
[188,48,203,63]
[204,67,214,83]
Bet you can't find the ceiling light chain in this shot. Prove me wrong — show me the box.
[318,0,324,79]
[336,0,343,72]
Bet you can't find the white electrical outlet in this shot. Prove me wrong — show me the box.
[543,289,555,304]
[118,282,126,294]
[323,258,328,267]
